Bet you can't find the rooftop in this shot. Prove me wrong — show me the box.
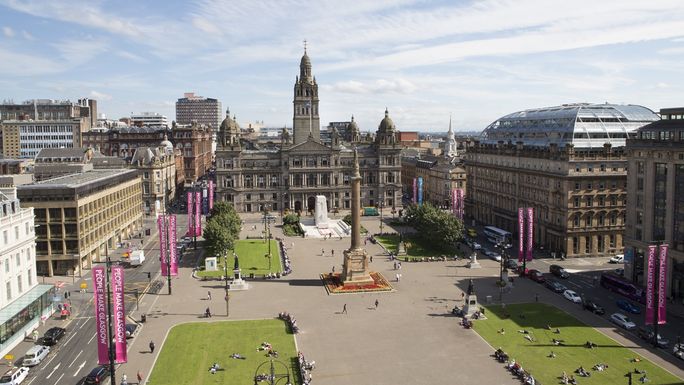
[21,169,137,189]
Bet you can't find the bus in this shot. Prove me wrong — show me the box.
[483,226,512,247]
[600,272,646,304]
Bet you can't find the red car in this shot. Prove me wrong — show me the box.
[528,269,545,283]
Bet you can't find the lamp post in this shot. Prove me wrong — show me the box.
[497,243,506,303]
[379,202,384,234]
[224,251,230,317]
[253,359,291,385]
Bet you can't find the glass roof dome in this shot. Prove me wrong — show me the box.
[480,103,659,148]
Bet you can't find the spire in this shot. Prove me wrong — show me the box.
[226,107,230,117]
[448,113,453,135]
[353,147,360,178]
[385,107,389,117]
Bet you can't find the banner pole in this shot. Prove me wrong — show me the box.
[105,245,116,385]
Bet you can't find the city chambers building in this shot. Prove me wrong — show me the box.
[215,50,402,213]
[465,103,658,258]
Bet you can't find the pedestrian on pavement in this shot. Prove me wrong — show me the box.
[342,304,347,314]
[205,307,212,317]
[375,299,379,309]
[461,292,465,301]
[331,250,335,257]
[321,248,325,256]
[398,262,402,270]
[121,374,128,385]
[332,266,335,273]
[149,341,155,353]
[370,256,373,263]
[535,293,539,303]
[291,242,295,248]
[137,371,143,383]
[395,273,400,282]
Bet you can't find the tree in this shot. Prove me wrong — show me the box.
[209,201,241,239]
[283,214,299,226]
[203,219,234,257]
[404,203,464,252]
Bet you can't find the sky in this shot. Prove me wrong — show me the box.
[1,0,684,132]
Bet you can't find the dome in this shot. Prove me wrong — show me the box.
[348,115,359,132]
[378,108,396,132]
[300,52,311,68]
[132,147,154,165]
[160,134,173,151]
[480,103,659,148]
[219,108,239,133]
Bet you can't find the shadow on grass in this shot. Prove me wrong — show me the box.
[485,303,588,329]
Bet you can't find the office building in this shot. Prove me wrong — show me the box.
[1,119,85,158]
[624,107,684,302]
[17,170,142,276]
[465,103,659,257]
[175,93,222,129]
[131,112,169,128]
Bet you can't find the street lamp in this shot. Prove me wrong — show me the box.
[253,359,291,385]
[224,251,231,317]
[496,243,507,303]
[379,202,384,234]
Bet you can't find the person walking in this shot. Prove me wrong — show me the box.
[342,304,347,314]
[395,273,400,282]
[393,261,397,270]
[535,293,539,303]
[137,371,143,383]
[321,248,325,256]
[207,291,212,301]
[332,266,335,273]
[205,307,212,317]
[149,341,155,353]
[374,299,379,309]
[331,250,335,258]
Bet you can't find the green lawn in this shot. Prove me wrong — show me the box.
[375,234,457,261]
[148,320,301,385]
[198,239,282,278]
[474,303,682,385]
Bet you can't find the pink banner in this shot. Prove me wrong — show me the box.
[518,208,524,262]
[158,215,168,277]
[208,180,214,210]
[195,191,202,236]
[187,191,193,236]
[110,265,127,363]
[452,189,458,216]
[169,214,178,276]
[645,245,656,325]
[92,266,109,365]
[526,207,534,261]
[658,244,668,324]
[412,178,417,204]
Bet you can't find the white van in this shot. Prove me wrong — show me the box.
[22,345,50,367]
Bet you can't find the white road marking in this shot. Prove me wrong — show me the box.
[566,281,582,289]
[53,373,64,385]
[68,350,83,368]
[87,332,96,345]
[63,331,77,347]
[46,362,61,379]
[43,350,59,368]
[25,376,36,385]
[73,361,86,377]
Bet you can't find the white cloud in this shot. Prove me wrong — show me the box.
[116,50,147,63]
[323,78,417,95]
[21,30,34,40]
[2,26,14,37]
[191,17,221,35]
[89,90,112,101]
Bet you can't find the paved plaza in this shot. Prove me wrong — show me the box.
[106,213,684,384]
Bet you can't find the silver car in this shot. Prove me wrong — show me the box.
[610,312,636,330]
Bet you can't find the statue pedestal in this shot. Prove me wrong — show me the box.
[467,253,481,269]
[463,293,479,317]
[342,248,374,287]
[397,242,407,256]
[228,268,249,290]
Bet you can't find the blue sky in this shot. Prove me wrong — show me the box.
[1,0,683,132]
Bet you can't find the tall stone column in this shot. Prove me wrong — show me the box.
[342,148,373,286]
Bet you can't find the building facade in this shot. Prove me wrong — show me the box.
[0,98,96,129]
[624,107,684,302]
[131,112,169,128]
[215,50,402,213]
[1,119,84,158]
[175,92,222,129]
[172,123,213,185]
[401,155,466,208]
[82,126,170,158]
[465,103,659,258]
[131,143,177,215]
[0,183,53,358]
[17,170,142,276]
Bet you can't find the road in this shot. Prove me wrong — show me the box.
[18,214,189,385]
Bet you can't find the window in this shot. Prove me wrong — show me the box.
[609,235,616,248]
[636,211,643,225]
[572,237,579,254]
[586,196,593,207]
[587,182,592,190]
[573,197,580,207]
[17,276,22,293]
[637,161,644,174]
[4,258,9,273]
[25,222,29,235]
[143,171,150,179]
[600,164,606,171]
[5,281,10,301]
[575,182,580,190]
[15,253,20,267]
[246,194,251,201]
[573,213,581,227]
[3,230,7,244]
[597,235,604,252]
[27,268,32,286]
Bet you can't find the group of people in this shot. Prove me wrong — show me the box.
[208,363,220,374]
[278,312,299,334]
[263,272,281,279]
[504,359,537,385]
[278,239,293,275]
[297,351,315,385]
[257,342,279,358]
[493,348,509,363]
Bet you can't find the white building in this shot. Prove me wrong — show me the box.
[1,119,82,159]
[0,182,54,358]
[131,112,169,128]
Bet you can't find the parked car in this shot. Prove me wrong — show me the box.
[616,299,641,314]
[637,326,669,348]
[22,345,49,367]
[125,323,139,339]
[483,249,501,262]
[504,259,518,270]
[527,269,545,283]
[471,241,481,250]
[563,289,582,303]
[544,280,567,294]
[614,268,625,277]
[674,343,684,360]
[84,366,110,385]
[609,254,624,263]
[582,300,606,315]
[610,312,636,330]
[0,367,29,385]
[41,327,66,346]
[549,264,570,279]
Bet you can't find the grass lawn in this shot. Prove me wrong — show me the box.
[375,234,456,261]
[197,239,282,278]
[474,303,682,385]
[148,319,300,385]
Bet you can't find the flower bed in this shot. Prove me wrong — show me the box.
[320,272,393,294]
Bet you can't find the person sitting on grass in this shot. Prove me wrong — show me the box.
[552,338,565,346]
[209,363,219,374]
[631,357,642,363]
[639,374,649,383]
[498,328,505,334]
[548,351,556,358]
[518,329,530,334]
[554,328,561,334]
[585,341,597,349]
[230,353,246,359]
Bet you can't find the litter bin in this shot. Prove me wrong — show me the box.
[140,314,147,323]
[486,295,492,304]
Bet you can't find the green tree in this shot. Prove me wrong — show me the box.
[203,219,234,257]
[404,203,464,252]
[283,214,300,226]
[209,201,241,239]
